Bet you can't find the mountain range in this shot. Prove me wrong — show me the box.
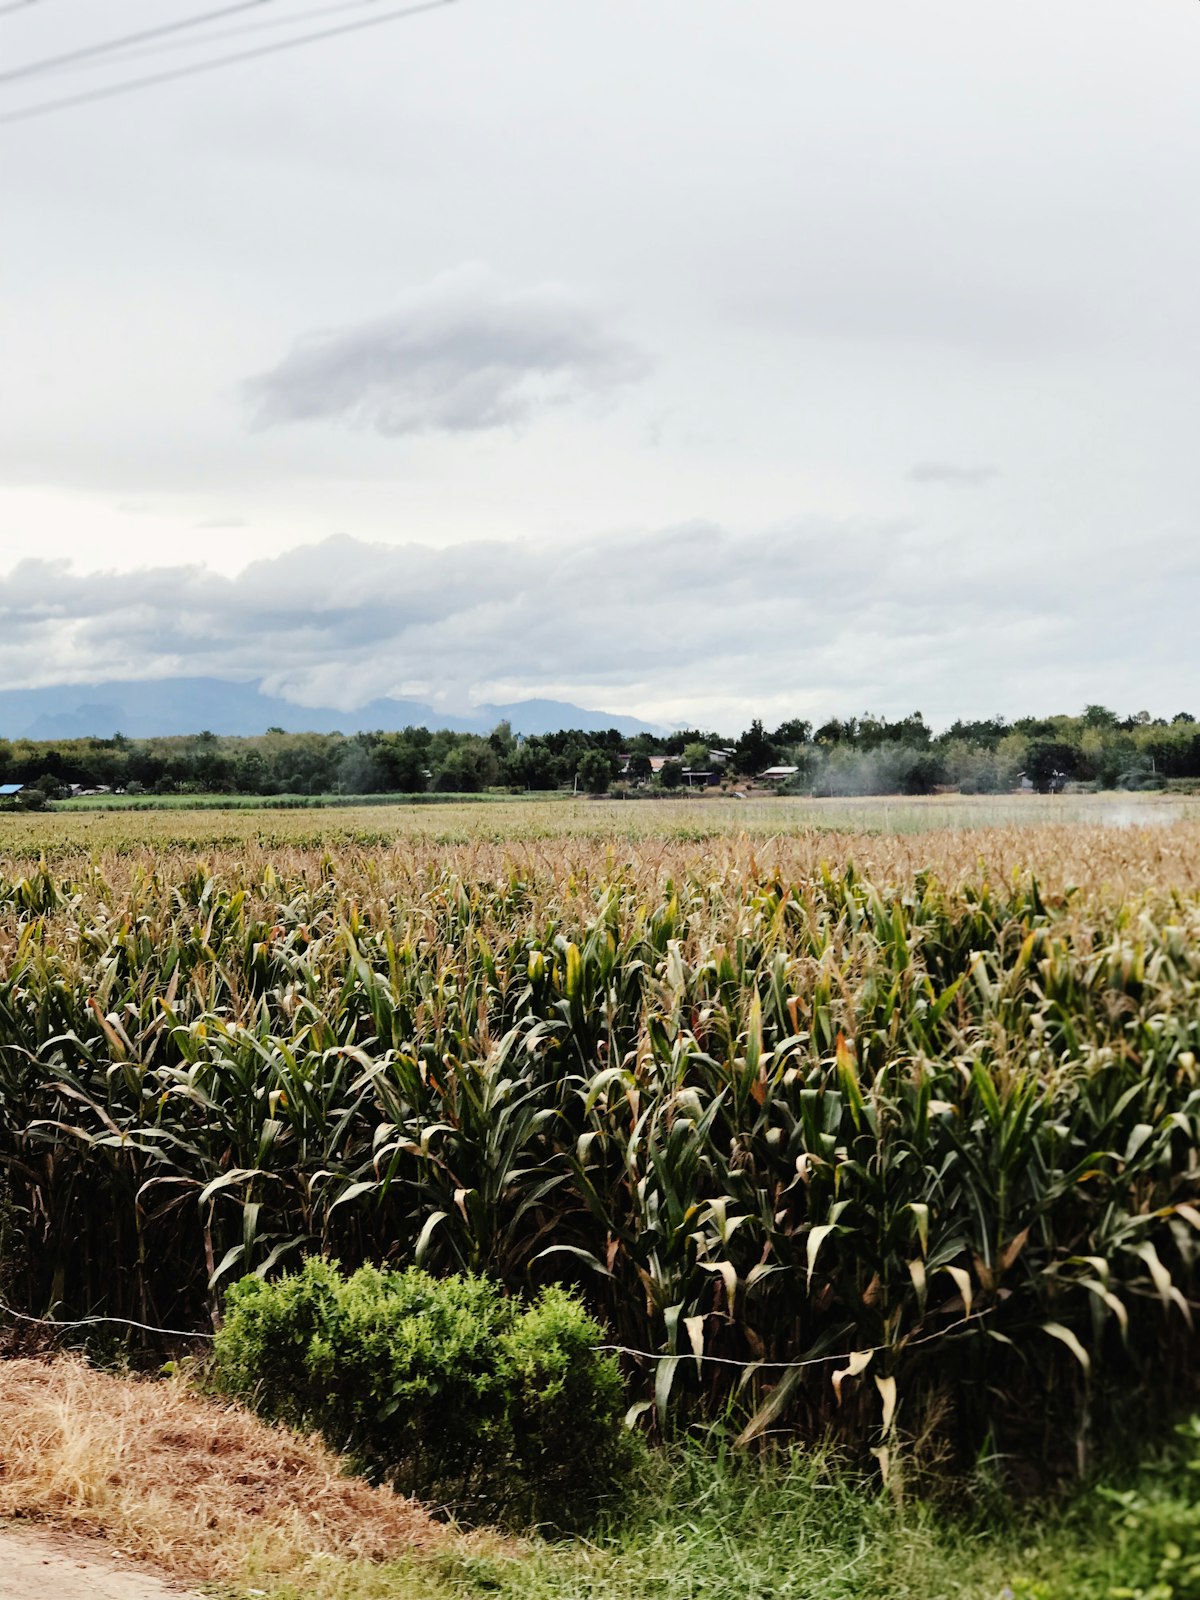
[0,679,668,741]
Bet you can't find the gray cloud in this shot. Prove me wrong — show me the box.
[4,0,1200,701]
[243,267,651,437]
[2,515,1196,728]
[908,462,1001,488]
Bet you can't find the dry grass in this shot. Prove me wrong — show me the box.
[0,1357,479,1587]
[6,798,1200,903]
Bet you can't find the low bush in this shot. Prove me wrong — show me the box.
[1002,1418,1200,1600]
[213,1259,635,1530]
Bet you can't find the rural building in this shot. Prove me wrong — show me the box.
[758,765,799,785]
[618,750,738,788]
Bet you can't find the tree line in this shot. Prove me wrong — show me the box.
[0,704,1196,803]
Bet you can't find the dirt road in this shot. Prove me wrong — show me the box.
[0,1527,201,1600]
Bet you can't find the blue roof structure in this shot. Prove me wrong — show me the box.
[0,783,23,796]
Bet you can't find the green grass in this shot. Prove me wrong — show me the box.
[231,1421,1200,1600]
[234,1447,1009,1600]
[49,790,529,812]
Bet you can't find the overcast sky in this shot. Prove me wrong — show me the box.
[1,0,1197,731]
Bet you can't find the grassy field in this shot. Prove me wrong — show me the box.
[3,795,1200,1594]
[7,788,1200,860]
[49,789,517,813]
[40,785,1200,830]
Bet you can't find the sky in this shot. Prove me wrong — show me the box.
[1,0,1198,733]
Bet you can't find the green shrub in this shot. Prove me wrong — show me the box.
[1008,1420,1200,1600]
[213,1259,635,1529]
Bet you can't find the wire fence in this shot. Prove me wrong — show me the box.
[1,1296,990,1369]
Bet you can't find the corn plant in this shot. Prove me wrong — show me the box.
[2,820,1200,1473]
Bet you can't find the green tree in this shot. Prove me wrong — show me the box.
[373,734,427,792]
[1025,740,1076,793]
[488,720,517,763]
[735,719,777,774]
[577,749,615,794]
[336,743,380,793]
[815,717,858,745]
[1082,704,1119,729]
[432,738,499,793]
[659,759,683,790]
[509,740,561,790]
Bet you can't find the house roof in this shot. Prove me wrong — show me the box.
[0,783,23,795]
[759,766,799,778]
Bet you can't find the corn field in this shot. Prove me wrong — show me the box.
[3,813,1200,1470]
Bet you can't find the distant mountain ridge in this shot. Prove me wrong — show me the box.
[0,679,667,741]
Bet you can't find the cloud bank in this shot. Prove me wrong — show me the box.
[244,267,650,437]
[1,517,1195,729]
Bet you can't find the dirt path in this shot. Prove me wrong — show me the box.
[0,1527,201,1600]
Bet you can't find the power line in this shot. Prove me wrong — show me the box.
[0,1296,214,1341]
[0,0,459,125]
[35,0,393,78]
[0,1,292,85]
[0,1293,992,1365]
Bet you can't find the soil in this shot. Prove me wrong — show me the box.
[0,1525,200,1600]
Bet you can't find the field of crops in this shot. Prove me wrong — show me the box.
[3,798,1200,1476]
[20,786,1200,844]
